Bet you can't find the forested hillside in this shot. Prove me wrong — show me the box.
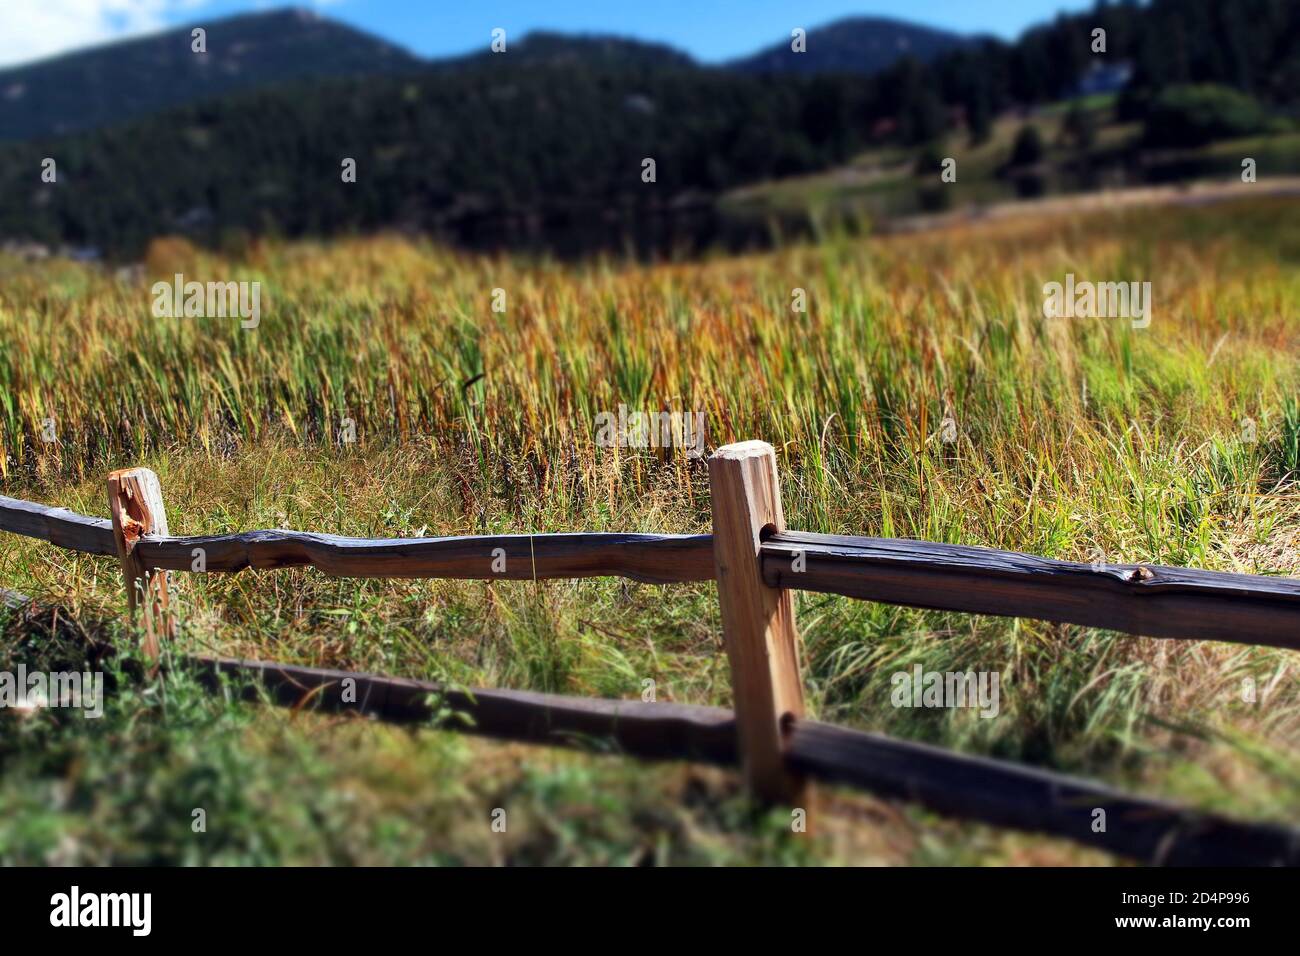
[0,0,1296,258]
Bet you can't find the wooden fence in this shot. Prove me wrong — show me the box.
[1,440,1297,865]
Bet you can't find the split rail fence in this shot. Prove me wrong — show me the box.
[1,440,1298,865]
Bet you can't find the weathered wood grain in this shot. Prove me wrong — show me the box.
[0,495,117,555]
[763,531,1300,649]
[133,530,716,584]
[107,468,175,664]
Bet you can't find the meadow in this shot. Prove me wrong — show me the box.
[0,196,1297,864]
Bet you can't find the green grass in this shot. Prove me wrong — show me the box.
[1,197,1298,864]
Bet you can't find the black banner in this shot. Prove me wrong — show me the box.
[1,866,1290,942]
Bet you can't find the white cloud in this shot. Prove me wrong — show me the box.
[0,1,209,69]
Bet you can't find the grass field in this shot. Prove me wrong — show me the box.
[1,196,1298,864]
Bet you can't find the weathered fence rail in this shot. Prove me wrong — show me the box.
[183,657,1297,866]
[8,498,1297,649]
[1,441,1298,866]
[0,494,117,555]
[762,532,1300,651]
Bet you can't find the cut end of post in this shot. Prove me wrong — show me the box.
[107,467,168,542]
[707,437,807,806]
[711,440,776,461]
[107,467,174,667]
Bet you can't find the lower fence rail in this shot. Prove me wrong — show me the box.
[192,655,1300,867]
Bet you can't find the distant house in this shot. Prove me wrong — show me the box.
[1073,60,1133,98]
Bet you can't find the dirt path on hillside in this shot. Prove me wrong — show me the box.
[882,176,1300,235]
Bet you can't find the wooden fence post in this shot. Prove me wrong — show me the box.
[107,467,175,666]
[708,440,807,805]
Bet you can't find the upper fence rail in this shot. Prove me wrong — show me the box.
[0,494,116,556]
[4,493,1297,649]
[764,531,1300,651]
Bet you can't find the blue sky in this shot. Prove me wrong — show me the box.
[1,0,1100,69]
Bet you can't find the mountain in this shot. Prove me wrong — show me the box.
[727,16,971,75]
[0,7,420,142]
[0,8,971,145]
[0,8,975,145]
[451,32,697,71]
